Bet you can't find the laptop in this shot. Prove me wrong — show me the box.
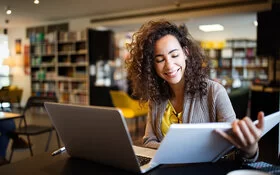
[44,102,159,173]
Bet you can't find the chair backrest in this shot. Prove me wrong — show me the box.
[0,87,23,111]
[19,96,58,128]
[0,88,9,102]
[23,96,58,114]
[228,87,250,119]
[109,90,148,117]
[8,89,23,103]
[109,90,133,108]
[110,90,148,109]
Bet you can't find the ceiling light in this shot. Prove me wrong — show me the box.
[95,26,108,31]
[199,24,224,32]
[5,7,12,15]
[253,20,258,27]
[34,0,40,4]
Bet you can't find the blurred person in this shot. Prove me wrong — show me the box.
[0,120,29,166]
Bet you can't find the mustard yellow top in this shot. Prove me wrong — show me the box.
[161,100,183,136]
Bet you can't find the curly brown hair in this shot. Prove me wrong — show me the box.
[126,19,209,104]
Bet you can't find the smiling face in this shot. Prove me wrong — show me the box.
[154,35,186,87]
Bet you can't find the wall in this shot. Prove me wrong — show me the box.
[8,28,30,107]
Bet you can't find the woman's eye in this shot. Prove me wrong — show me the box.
[171,53,179,58]
[155,58,164,63]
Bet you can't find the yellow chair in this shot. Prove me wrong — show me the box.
[109,90,148,134]
[0,86,23,111]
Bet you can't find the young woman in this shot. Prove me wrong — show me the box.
[126,19,264,162]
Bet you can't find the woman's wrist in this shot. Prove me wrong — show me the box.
[238,146,259,163]
[236,143,259,164]
[242,144,259,159]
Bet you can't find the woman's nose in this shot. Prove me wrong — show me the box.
[164,58,173,69]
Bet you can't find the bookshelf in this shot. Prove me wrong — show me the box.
[30,32,57,97]
[205,39,269,84]
[225,39,268,81]
[30,30,89,105]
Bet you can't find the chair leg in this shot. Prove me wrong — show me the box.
[45,131,53,152]
[142,116,146,126]
[143,115,147,131]
[26,135,33,156]
[55,131,61,148]
[135,117,139,135]
[8,149,14,163]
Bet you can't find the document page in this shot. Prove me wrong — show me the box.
[151,111,280,165]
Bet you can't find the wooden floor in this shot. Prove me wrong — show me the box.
[5,107,146,164]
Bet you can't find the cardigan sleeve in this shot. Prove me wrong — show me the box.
[214,82,236,122]
[143,113,160,149]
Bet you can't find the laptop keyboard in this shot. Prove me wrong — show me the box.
[136,155,151,166]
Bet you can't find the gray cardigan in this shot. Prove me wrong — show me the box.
[143,79,236,149]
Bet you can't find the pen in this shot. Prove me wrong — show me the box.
[51,147,66,156]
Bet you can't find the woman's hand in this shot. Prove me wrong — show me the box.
[216,112,264,158]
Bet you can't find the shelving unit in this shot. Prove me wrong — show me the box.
[226,39,268,81]
[204,39,269,84]
[30,32,57,97]
[30,30,89,105]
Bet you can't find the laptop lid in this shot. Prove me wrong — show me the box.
[44,102,157,173]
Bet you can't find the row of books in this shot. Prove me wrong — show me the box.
[32,44,56,55]
[32,82,56,92]
[58,92,88,105]
[32,70,56,80]
[232,58,268,67]
[30,32,57,43]
[31,57,55,66]
[33,91,56,97]
[225,40,256,48]
[30,31,87,44]
[211,58,268,68]
[58,31,87,42]
[58,81,86,91]
[207,48,257,59]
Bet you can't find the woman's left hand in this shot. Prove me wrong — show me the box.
[216,112,264,158]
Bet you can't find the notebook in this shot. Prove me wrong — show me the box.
[154,111,280,164]
[44,102,158,173]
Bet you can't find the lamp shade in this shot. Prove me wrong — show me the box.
[2,56,23,67]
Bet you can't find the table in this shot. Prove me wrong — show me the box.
[0,112,22,121]
[0,151,244,175]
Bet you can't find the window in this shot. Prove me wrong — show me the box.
[0,34,10,87]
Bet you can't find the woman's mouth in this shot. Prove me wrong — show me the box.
[165,68,181,78]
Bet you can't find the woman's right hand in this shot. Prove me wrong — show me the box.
[216,111,264,158]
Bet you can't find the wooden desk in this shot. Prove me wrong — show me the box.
[0,112,22,121]
[0,151,244,175]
